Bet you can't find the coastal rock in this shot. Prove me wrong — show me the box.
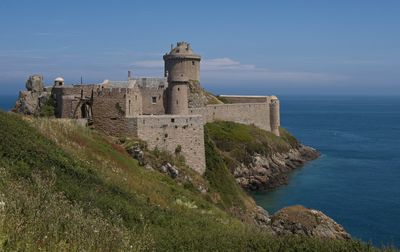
[13,75,51,115]
[234,145,320,190]
[14,90,51,115]
[253,206,271,227]
[25,75,44,92]
[270,205,350,240]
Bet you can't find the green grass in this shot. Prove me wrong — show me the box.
[205,121,300,170]
[0,111,396,251]
[204,127,255,215]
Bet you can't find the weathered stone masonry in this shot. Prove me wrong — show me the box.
[36,41,280,175]
[131,115,205,174]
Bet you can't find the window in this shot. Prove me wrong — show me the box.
[171,118,175,123]
[192,61,195,65]
[151,96,157,104]
[176,100,179,104]
[178,87,180,91]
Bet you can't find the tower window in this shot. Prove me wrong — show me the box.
[192,61,195,65]
[178,87,180,91]
[151,96,157,104]
[176,100,179,104]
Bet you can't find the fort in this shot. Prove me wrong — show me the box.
[15,42,280,174]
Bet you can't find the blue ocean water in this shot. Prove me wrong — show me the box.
[0,95,399,247]
[0,95,17,111]
[252,96,400,247]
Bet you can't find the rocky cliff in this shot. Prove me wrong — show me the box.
[13,75,53,116]
[234,145,319,190]
[270,205,350,240]
[205,121,320,191]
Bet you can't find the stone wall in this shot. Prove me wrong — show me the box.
[126,86,142,117]
[218,95,270,104]
[139,85,166,115]
[91,87,128,137]
[190,103,272,132]
[132,115,206,174]
[53,85,98,118]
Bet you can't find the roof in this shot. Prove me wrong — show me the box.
[54,77,64,82]
[103,78,168,88]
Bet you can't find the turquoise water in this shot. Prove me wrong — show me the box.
[1,95,399,247]
[252,96,400,247]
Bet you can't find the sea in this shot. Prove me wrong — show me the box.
[252,96,400,248]
[0,95,399,247]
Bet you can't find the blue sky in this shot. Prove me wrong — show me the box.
[0,0,399,95]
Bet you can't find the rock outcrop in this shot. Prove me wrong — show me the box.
[13,75,52,116]
[188,80,223,108]
[270,205,350,240]
[234,145,320,190]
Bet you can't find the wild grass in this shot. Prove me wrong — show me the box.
[0,168,153,251]
[205,121,300,171]
[0,111,397,251]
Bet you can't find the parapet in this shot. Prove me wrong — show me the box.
[163,41,201,60]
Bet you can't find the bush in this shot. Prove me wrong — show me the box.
[39,97,55,117]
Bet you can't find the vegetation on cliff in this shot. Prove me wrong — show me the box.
[205,121,320,190]
[0,111,395,251]
[206,121,299,165]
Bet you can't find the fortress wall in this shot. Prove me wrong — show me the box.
[53,85,99,118]
[91,88,129,136]
[126,87,142,117]
[218,95,270,104]
[134,115,206,174]
[190,103,272,132]
[139,86,166,115]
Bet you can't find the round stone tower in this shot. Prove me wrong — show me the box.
[164,42,200,115]
[270,96,280,136]
[167,75,189,115]
[163,41,201,82]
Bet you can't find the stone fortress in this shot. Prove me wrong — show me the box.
[19,42,281,174]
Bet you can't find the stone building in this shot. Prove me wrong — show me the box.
[22,42,280,174]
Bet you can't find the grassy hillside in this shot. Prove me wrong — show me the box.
[0,111,394,251]
[205,121,299,170]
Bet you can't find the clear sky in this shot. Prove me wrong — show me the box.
[1,0,399,96]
